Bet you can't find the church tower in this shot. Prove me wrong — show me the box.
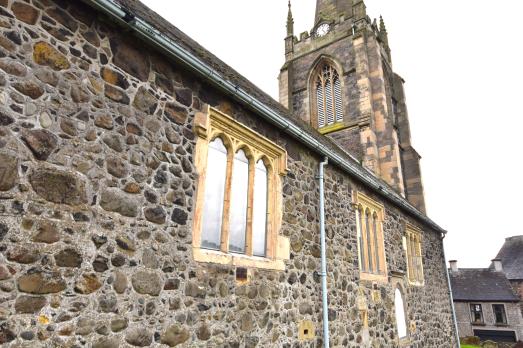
[279,0,426,213]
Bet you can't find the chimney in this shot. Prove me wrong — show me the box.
[449,260,458,273]
[492,259,503,272]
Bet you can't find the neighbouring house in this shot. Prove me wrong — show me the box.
[492,236,523,316]
[0,0,458,346]
[450,260,523,344]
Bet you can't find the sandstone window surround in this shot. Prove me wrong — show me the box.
[405,225,424,286]
[310,62,344,134]
[192,107,290,271]
[353,191,388,282]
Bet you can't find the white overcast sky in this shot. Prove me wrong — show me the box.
[141,0,523,268]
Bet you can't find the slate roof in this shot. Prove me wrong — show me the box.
[449,268,519,302]
[492,236,523,280]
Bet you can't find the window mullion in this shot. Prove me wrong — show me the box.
[220,148,235,253]
[245,158,255,256]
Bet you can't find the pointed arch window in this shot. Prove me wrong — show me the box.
[394,287,408,339]
[354,192,387,282]
[193,108,289,271]
[315,64,343,129]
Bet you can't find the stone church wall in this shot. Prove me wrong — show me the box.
[0,0,456,346]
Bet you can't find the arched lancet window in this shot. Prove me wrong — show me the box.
[201,137,228,250]
[373,212,380,273]
[228,149,250,254]
[252,159,268,257]
[358,205,365,272]
[365,209,373,272]
[395,287,407,339]
[315,64,343,128]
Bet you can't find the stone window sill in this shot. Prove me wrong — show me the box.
[193,242,288,271]
[319,122,347,135]
[408,280,425,287]
[360,272,388,283]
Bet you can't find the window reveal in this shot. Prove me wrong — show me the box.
[193,107,289,271]
[405,226,424,285]
[470,304,484,324]
[354,192,387,281]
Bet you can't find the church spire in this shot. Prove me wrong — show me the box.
[286,0,294,36]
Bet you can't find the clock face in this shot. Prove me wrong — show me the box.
[316,23,330,37]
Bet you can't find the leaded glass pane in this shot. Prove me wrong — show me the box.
[252,160,268,257]
[228,149,249,254]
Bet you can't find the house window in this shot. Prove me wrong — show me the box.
[492,304,508,325]
[193,107,289,271]
[405,226,424,285]
[314,63,343,129]
[354,192,387,282]
[470,304,484,324]
[394,287,408,339]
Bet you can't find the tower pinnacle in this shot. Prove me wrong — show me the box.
[287,0,294,36]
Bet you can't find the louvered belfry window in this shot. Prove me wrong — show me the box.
[315,64,343,128]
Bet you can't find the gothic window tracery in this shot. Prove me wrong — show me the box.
[314,64,343,128]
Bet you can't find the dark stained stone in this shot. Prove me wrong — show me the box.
[133,86,157,114]
[95,114,114,130]
[81,30,100,47]
[163,279,180,291]
[92,255,109,272]
[125,327,153,347]
[101,67,129,89]
[0,223,7,241]
[29,167,87,205]
[110,37,150,81]
[5,30,21,45]
[164,103,187,125]
[92,235,108,248]
[171,208,188,225]
[33,41,70,71]
[100,188,138,217]
[13,80,44,99]
[46,7,78,32]
[7,244,40,264]
[74,273,102,294]
[11,2,40,25]
[106,156,128,178]
[83,43,97,59]
[111,254,126,267]
[0,153,18,191]
[116,236,136,252]
[102,133,124,152]
[18,268,66,294]
[22,129,58,160]
[105,84,130,104]
[0,111,14,126]
[54,248,82,268]
[161,324,190,347]
[15,295,47,313]
[0,324,15,344]
[131,271,162,296]
[33,220,60,244]
[174,88,193,107]
[144,206,166,224]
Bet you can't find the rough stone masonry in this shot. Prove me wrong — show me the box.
[0,0,457,347]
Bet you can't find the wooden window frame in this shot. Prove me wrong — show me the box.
[353,191,387,283]
[492,304,508,325]
[193,107,290,271]
[470,303,484,325]
[405,225,424,286]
